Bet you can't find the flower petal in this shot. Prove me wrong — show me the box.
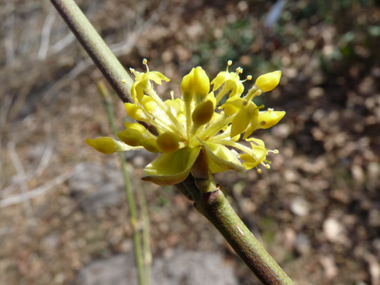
[142,147,201,185]
[199,140,245,173]
[228,80,244,99]
[239,139,267,169]
[211,71,229,90]
[147,71,170,85]
[231,108,251,138]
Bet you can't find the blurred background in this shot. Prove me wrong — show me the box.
[1,0,380,284]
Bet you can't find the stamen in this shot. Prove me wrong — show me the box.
[142,58,149,72]
[256,168,262,174]
[241,75,252,83]
[129,68,136,75]
[122,79,126,83]
[261,159,272,169]
[170,91,174,100]
[226,60,233,71]
[262,162,271,169]
[267,149,279,154]
[236,67,243,75]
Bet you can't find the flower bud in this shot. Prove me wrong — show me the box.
[192,97,215,125]
[124,103,147,121]
[255,70,281,92]
[180,68,195,100]
[157,132,180,153]
[86,137,118,154]
[258,110,286,129]
[117,129,142,146]
[193,67,210,96]
[117,123,147,146]
[141,96,157,112]
[140,138,159,153]
[181,67,210,99]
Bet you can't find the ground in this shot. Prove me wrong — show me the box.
[1,1,380,284]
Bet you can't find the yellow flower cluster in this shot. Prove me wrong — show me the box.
[86,59,285,185]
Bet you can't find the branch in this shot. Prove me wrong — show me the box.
[181,174,293,285]
[50,0,133,103]
[184,150,294,284]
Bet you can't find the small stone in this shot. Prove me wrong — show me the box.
[290,197,310,216]
[73,250,238,285]
[308,87,324,99]
[69,162,125,213]
[272,124,291,138]
[294,233,311,255]
[323,218,346,243]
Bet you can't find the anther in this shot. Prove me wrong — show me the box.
[261,161,271,169]
[257,168,262,174]
[236,67,243,74]
[241,75,252,83]
[268,108,274,112]
[226,60,232,72]
[122,79,126,83]
[273,149,279,154]
[142,58,149,72]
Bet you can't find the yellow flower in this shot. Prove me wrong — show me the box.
[255,70,281,92]
[86,59,285,185]
[211,60,248,104]
[130,59,169,104]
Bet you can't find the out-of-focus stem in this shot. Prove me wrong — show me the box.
[137,181,152,285]
[50,0,133,103]
[97,82,145,285]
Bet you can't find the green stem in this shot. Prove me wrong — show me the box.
[183,151,293,284]
[180,174,293,285]
[97,82,145,285]
[50,0,133,104]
